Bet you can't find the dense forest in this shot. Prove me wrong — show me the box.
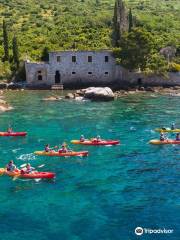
[0,0,180,80]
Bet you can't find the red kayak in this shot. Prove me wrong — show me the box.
[71,139,120,146]
[19,172,55,179]
[0,132,27,137]
[0,169,55,179]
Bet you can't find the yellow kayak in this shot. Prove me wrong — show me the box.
[149,139,180,145]
[34,150,88,157]
[155,128,180,133]
[0,168,6,175]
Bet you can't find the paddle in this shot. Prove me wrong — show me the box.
[20,163,45,169]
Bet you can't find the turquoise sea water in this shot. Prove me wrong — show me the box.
[0,91,179,240]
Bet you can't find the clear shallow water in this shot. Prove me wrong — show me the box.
[0,91,179,240]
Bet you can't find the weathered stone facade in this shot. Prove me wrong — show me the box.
[25,50,180,89]
[25,50,124,87]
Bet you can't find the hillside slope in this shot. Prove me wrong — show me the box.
[0,0,179,61]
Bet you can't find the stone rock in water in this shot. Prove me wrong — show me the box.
[43,96,62,101]
[84,87,114,101]
[0,99,13,112]
[65,93,75,99]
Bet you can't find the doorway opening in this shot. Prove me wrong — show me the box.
[55,71,61,84]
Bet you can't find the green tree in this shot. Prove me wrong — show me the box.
[113,0,129,46]
[146,53,167,75]
[128,8,133,32]
[2,19,9,61]
[120,28,155,70]
[12,36,20,68]
[96,0,100,5]
[41,47,49,61]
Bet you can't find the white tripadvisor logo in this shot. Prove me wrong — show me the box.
[135,227,144,236]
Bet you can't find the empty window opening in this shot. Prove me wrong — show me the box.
[88,56,92,62]
[105,56,109,62]
[57,56,61,62]
[38,70,41,74]
[105,72,109,75]
[88,72,92,75]
[72,72,76,74]
[137,78,142,85]
[72,56,76,62]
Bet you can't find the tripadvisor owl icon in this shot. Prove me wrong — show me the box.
[135,227,144,236]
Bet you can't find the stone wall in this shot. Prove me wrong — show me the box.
[25,51,180,89]
[25,50,120,87]
[25,61,50,86]
[120,71,180,87]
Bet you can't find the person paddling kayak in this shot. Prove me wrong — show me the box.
[6,160,17,172]
[171,123,176,130]
[80,135,85,142]
[160,133,167,141]
[21,163,35,174]
[58,143,68,153]
[176,133,180,141]
[92,135,102,143]
[45,144,52,152]
[7,127,13,133]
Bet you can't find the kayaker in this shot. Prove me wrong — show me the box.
[21,163,35,174]
[7,127,13,133]
[171,123,175,130]
[176,133,180,141]
[96,135,102,142]
[92,135,101,143]
[160,133,166,141]
[80,135,85,142]
[58,144,68,153]
[6,160,17,172]
[45,144,51,152]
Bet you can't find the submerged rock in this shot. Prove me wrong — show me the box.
[0,99,13,112]
[43,96,62,101]
[84,87,114,101]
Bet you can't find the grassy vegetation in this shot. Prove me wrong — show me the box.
[0,0,179,79]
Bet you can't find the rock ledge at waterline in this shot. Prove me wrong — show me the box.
[0,99,13,112]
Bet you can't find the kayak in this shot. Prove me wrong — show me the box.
[0,132,27,137]
[155,128,180,133]
[149,139,180,145]
[34,150,89,157]
[71,140,120,146]
[0,168,55,179]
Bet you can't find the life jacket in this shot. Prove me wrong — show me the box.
[7,164,15,171]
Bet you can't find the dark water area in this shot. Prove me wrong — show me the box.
[0,91,179,240]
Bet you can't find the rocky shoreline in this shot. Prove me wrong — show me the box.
[42,86,180,102]
[114,86,180,97]
[0,83,180,104]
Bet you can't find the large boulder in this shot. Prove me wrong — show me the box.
[65,93,75,99]
[84,87,114,101]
